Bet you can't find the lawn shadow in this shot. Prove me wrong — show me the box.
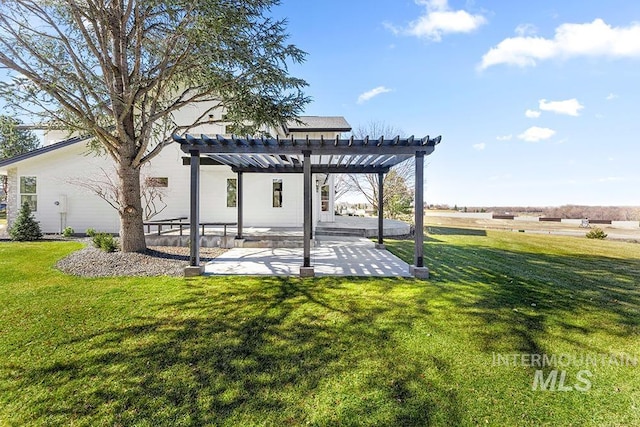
[388,236,640,359]
[3,277,462,425]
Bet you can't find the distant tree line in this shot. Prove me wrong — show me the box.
[430,204,640,221]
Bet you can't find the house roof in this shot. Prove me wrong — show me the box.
[0,134,92,169]
[0,116,352,170]
[174,134,441,174]
[284,116,351,134]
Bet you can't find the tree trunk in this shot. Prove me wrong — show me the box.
[117,161,147,252]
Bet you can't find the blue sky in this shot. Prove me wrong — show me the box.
[275,0,640,206]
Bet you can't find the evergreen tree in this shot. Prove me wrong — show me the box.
[0,116,40,202]
[9,201,42,241]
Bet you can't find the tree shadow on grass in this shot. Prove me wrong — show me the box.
[388,237,640,359]
[2,277,462,426]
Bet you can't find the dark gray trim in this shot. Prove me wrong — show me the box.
[303,150,312,267]
[189,150,201,266]
[173,134,441,156]
[230,165,391,174]
[182,157,225,166]
[285,126,352,133]
[0,134,92,168]
[236,171,243,239]
[414,151,425,268]
[378,172,384,245]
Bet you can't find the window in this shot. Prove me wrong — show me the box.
[321,184,330,212]
[226,178,237,207]
[20,176,37,211]
[145,177,168,188]
[272,179,283,208]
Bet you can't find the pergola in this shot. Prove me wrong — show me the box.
[173,133,442,277]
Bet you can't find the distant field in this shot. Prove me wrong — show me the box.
[424,212,640,241]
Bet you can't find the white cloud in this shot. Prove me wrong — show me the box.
[515,23,538,37]
[473,142,486,150]
[525,109,541,118]
[357,86,392,104]
[387,0,487,42]
[517,126,556,142]
[479,19,640,69]
[606,93,618,100]
[539,98,584,116]
[496,134,512,141]
[598,176,624,182]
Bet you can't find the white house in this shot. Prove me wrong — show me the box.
[0,115,351,234]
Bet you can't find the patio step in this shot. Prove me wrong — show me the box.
[314,227,368,237]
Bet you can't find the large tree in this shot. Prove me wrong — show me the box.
[0,0,308,251]
[0,116,40,202]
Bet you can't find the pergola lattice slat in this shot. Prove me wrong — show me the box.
[174,135,440,156]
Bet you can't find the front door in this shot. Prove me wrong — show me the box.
[320,184,332,222]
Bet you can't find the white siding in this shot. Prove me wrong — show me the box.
[13,143,120,233]
[9,141,310,233]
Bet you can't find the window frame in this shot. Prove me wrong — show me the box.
[321,184,330,212]
[272,179,283,208]
[226,178,237,208]
[145,177,169,188]
[19,175,37,212]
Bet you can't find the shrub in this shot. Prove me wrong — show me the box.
[586,227,607,240]
[9,202,42,241]
[62,226,74,238]
[92,232,119,252]
[85,228,97,237]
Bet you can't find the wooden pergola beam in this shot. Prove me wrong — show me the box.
[175,135,440,156]
[230,165,392,174]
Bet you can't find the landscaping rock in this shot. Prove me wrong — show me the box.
[55,240,226,277]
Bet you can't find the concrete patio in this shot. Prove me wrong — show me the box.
[146,216,411,248]
[204,236,412,277]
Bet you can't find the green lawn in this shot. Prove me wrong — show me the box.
[0,230,638,426]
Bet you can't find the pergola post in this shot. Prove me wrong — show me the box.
[376,171,385,249]
[411,151,429,279]
[185,149,203,276]
[300,150,314,277]
[236,171,244,241]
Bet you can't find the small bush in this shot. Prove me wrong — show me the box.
[62,226,75,238]
[586,227,607,240]
[92,232,119,252]
[9,202,42,241]
[85,228,97,237]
